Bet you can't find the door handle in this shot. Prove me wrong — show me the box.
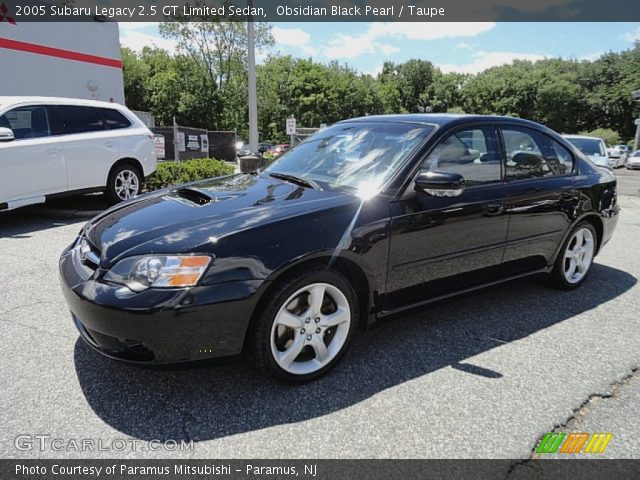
[46,147,62,155]
[484,203,504,216]
[105,141,117,149]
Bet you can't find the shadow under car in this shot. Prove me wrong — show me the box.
[73,263,636,442]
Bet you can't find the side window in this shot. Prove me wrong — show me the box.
[551,140,574,174]
[421,128,501,186]
[51,106,105,135]
[0,106,51,140]
[100,108,132,130]
[502,127,571,180]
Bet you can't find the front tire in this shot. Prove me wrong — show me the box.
[250,267,358,383]
[549,221,597,290]
[106,163,142,204]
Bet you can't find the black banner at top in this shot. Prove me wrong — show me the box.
[2,0,640,22]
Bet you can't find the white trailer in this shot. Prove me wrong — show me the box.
[0,21,124,104]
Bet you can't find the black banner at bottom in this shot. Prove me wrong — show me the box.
[1,459,639,480]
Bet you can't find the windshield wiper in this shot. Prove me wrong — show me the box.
[268,172,321,190]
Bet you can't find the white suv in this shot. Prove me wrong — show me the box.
[0,97,157,211]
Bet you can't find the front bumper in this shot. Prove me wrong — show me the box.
[59,245,260,364]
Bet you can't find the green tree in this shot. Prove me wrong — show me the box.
[121,47,149,112]
[379,59,437,113]
[431,72,467,113]
[122,37,640,142]
[580,128,620,146]
[160,20,273,132]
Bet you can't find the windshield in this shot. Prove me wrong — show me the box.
[264,122,433,192]
[565,138,606,157]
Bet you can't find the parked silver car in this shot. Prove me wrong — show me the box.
[607,145,629,168]
[626,151,640,170]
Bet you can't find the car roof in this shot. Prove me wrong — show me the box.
[339,113,548,129]
[562,134,603,141]
[0,96,126,109]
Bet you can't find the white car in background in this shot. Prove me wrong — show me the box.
[563,135,617,168]
[616,144,630,158]
[0,97,156,211]
[627,150,640,170]
[607,145,629,167]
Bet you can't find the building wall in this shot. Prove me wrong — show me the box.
[0,22,124,104]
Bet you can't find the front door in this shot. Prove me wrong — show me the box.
[0,104,66,206]
[385,126,509,310]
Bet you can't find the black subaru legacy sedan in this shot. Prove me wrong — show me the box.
[60,115,619,382]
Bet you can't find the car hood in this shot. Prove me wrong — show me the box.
[587,155,609,167]
[84,173,359,266]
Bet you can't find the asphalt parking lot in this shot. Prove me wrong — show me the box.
[1,170,639,463]
[616,167,640,197]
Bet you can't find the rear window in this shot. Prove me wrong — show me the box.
[50,106,105,135]
[565,137,606,157]
[100,108,132,130]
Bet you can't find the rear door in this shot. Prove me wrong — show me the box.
[0,104,66,205]
[385,125,510,310]
[500,125,578,273]
[49,105,119,191]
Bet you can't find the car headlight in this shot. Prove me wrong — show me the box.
[104,255,211,292]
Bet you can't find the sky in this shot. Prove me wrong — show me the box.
[119,22,640,75]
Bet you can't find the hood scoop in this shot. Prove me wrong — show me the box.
[169,187,217,206]
[166,187,241,207]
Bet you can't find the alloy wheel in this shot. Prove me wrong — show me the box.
[114,170,140,200]
[270,282,351,375]
[563,227,595,284]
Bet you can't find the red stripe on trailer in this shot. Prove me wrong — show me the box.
[0,37,122,68]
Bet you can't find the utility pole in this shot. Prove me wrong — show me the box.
[173,116,179,162]
[247,0,259,155]
[633,90,640,152]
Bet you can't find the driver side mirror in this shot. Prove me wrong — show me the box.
[0,127,15,142]
[415,170,465,197]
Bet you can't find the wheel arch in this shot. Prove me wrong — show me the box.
[550,213,604,267]
[107,157,144,185]
[578,213,603,254]
[242,255,373,353]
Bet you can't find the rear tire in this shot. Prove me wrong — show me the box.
[549,221,597,290]
[105,163,142,204]
[250,267,358,383]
